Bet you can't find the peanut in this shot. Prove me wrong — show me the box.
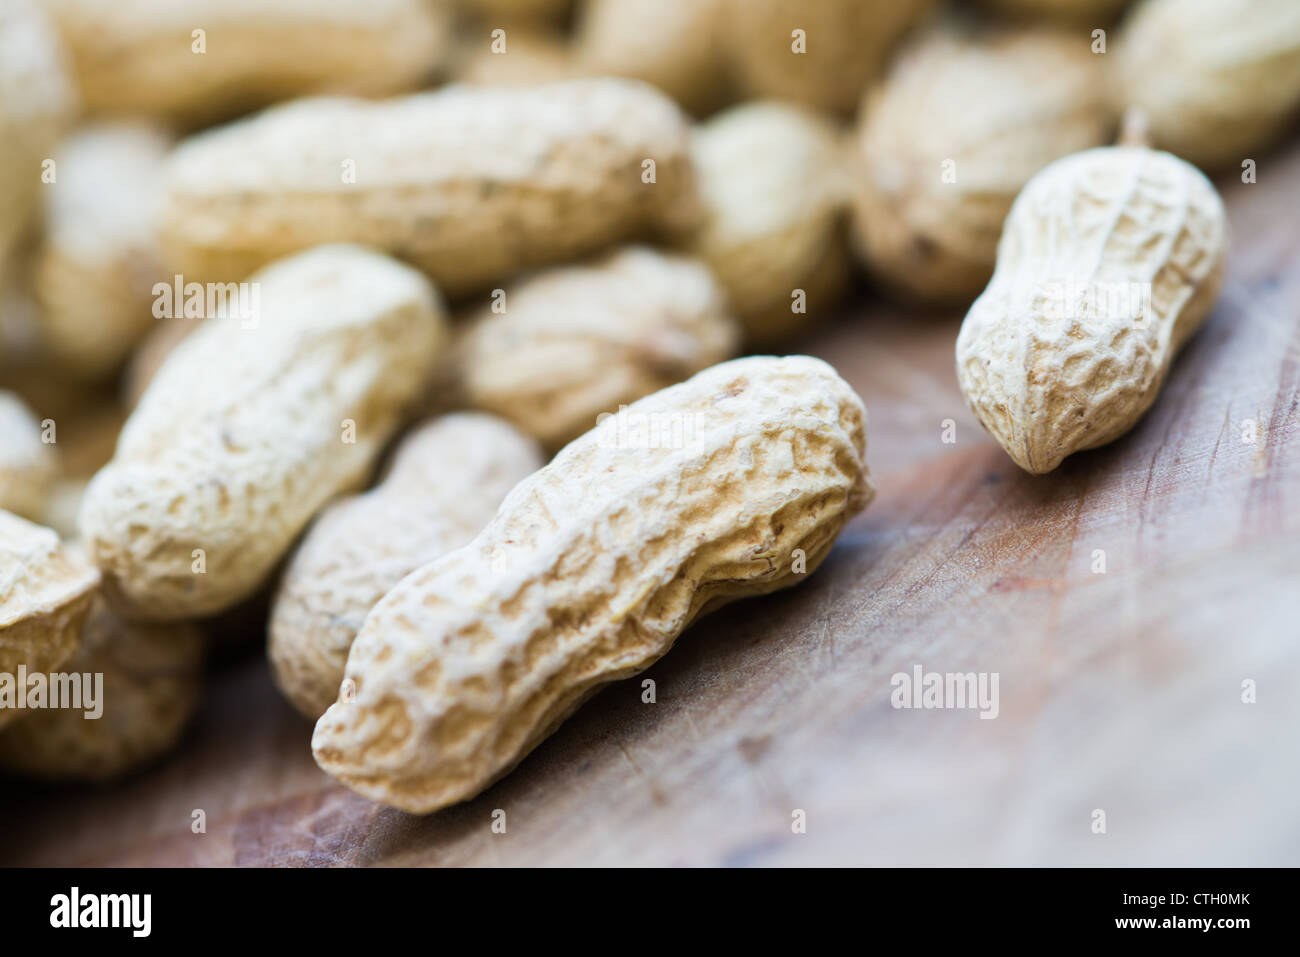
[0,510,99,730]
[721,0,936,116]
[445,246,740,451]
[269,413,543,720]
[0,594,204,780]
[851,26,1114,306]
[121,317,202,409]
[685,101,852,346]
[78,245,449,621]
[0,0,76,272]
[453,29,577,86]
[159,79,701,297]
[33,122,173,379]
[0,390,57,521]
[313,355,874,813]
[42,0,452,125]
[575,0,730,115]
[955,131,1227,474]
[1116,0,1300,171]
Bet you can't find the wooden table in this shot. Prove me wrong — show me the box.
[3,141,1298,868]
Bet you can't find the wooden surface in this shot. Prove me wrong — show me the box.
[3,143,1298,868]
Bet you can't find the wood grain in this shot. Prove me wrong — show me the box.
[2,141,1297,867]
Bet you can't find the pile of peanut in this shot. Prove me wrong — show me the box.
[1,0,1292,815]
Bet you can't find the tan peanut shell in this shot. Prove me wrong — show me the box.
[721,0,935,115]
[79,245,449,620]
[0,391,57,521]
[852,27,1114,306]
[160,79,700,297]
[42,0,452,125]
[313,355,874,813]
[1116,0,1300,171]
[686,101,852,346]
[0,511,99,730]
[575,0,730,115]
[269,413,543,719]
[453,29,577,86]
[0,0,76,271]
[955,144,1227,474]
[447,247,740,451]
[34,123,173,379]
[0,595,204,780]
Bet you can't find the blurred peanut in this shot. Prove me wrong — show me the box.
[851,26,1114,306]
[270,413,542,719]
[0,390,57,521]
[721,0,935,116]
[160,79,701,296]
[79,245,449,620]
[685,101,852,346]
[0,595,204,780]
[446,247,739,451]
[42,0,452,125]
[1116,0,1300,171]
[0,510,99,730]
[34,123,173,379]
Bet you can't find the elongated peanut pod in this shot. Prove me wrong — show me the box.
[314,355,874,813]
[79,245,449,620]
[42,0,452,124]
[269,414,543,719]
[955,144,1227,474]
[160,79,700,297]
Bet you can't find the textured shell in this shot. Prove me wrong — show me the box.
[575,0,729,114]
[0,0,76,268]
[34,123,172,378]
[448,247,739,450]
[0,595,203,780]
[79,245,449,620]
[0,391,58,521]
[1116,0,1300,171]
[160,80,701,296]
[955,145,1227,474]
[269,413,543,719]
[313,355,874,813]
[43,0,451,124]
[0,511,99,729]
[686,101,852,346]
[852,27,1114,306]
[721,0,935,115]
